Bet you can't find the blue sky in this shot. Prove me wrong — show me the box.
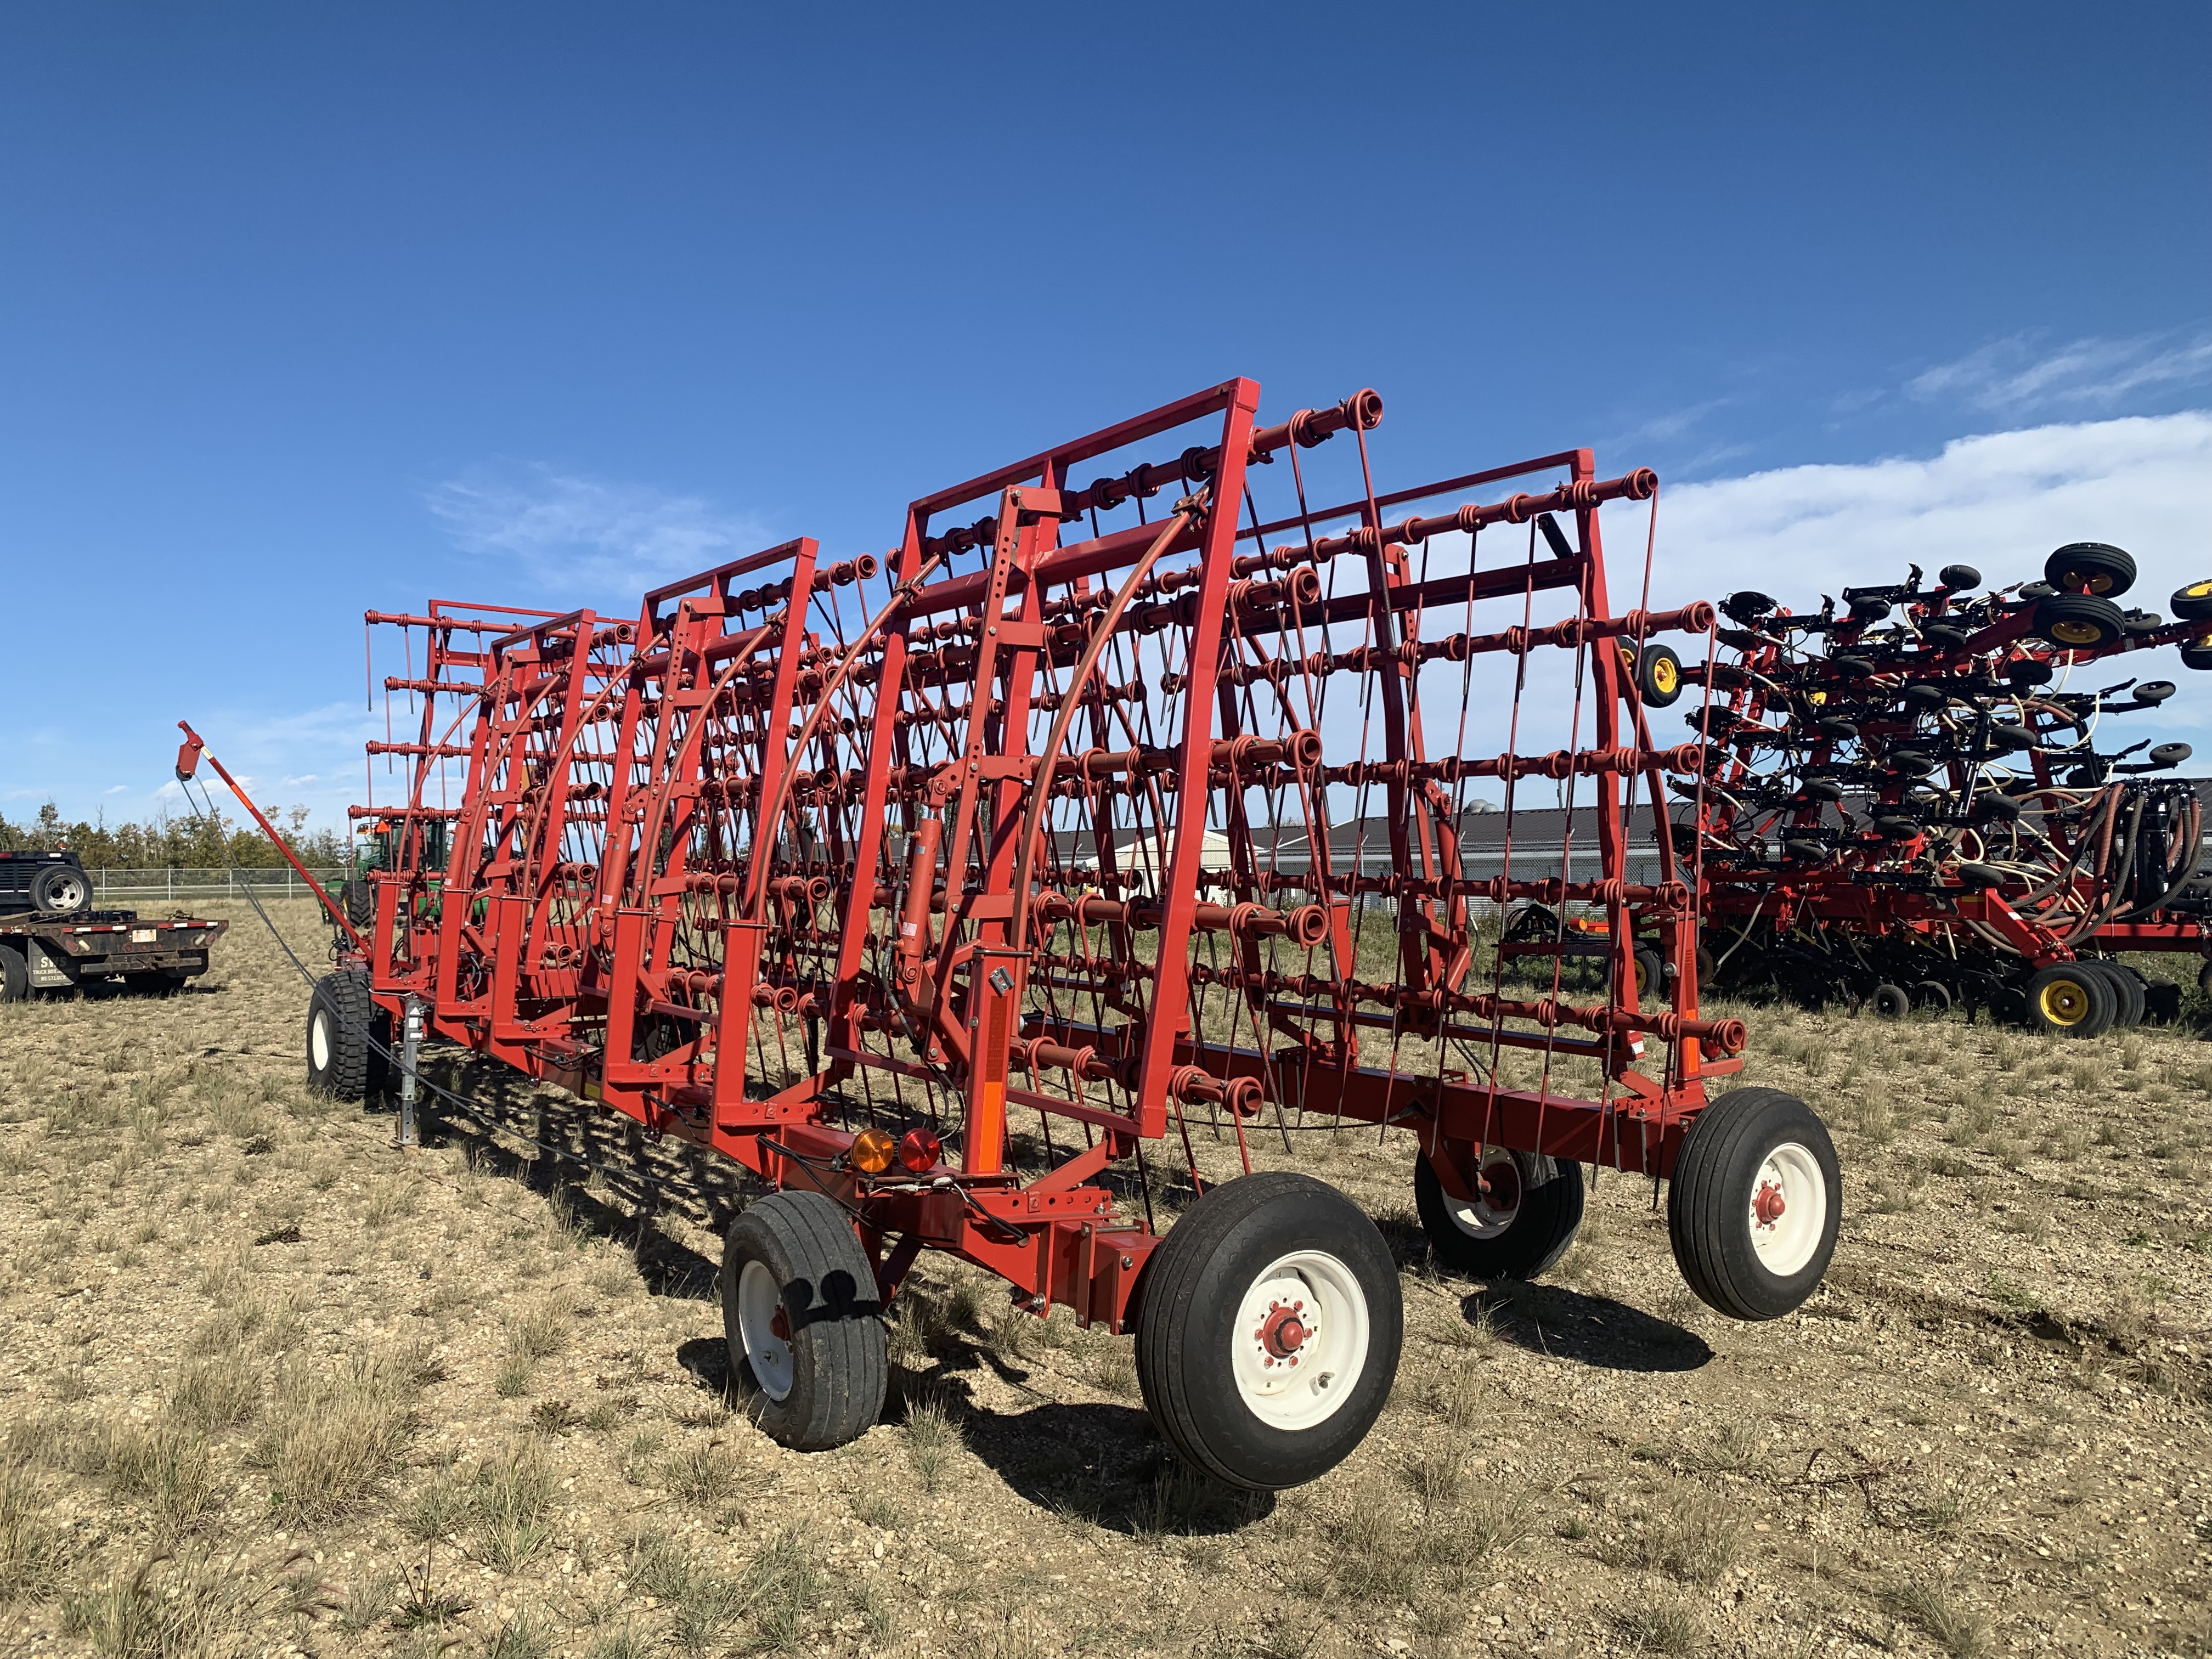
[4,4,2209,834]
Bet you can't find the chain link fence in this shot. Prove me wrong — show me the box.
[82,868,348,904]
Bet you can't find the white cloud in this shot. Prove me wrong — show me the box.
[1908,332,2212,414]
[427,464,769,592]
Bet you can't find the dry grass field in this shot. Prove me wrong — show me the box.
[3,899,2210,1658]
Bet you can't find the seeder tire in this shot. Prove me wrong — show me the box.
[2143,978,2182,1026]
[1668,1088,1841,1322]
[2023,963,2115,1038]
[721,1191,887,1452]
[1911,980,1954,1013]
[1413,1146,1585,1281]
[1133,1171,1401,1492]
[306,970,376,1099]
[2087,961,2143,1030]
[1868,983,1909,1020]
[1612,946,1665,1007]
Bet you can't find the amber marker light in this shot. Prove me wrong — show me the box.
[850,1127,897,1175]
[897,1127,943,1173]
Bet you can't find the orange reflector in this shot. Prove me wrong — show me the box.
[850,1127,896,1175]
[897,1126,943,1173]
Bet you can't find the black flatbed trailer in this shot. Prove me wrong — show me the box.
[0,851,228,1000]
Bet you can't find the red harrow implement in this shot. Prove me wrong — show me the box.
[1683,543,2211,1035]
[181,380,1841,1490]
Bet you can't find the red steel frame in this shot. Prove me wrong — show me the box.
[188,379,1742,1335]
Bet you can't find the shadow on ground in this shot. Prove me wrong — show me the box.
[1473,1282,1712,1372]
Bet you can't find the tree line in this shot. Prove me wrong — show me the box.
[0,802,349,868]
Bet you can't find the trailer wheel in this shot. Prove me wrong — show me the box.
[0,943,27,1003]
[721,1191,886,1452]
[1133,1171,1401,1492]
[30,865,89,915]
[1910,980,1953,1013]
[2023,963,2114,1038]
[1413,1145,1585,1280]
[1868,983,1909,1020]
[1668,1088,1841,1321]
[306,970,376,1098]
[2086,961,2143,1030]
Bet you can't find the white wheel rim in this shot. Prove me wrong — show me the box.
[1748,1141,1826,1277]
[309,1008,331,1071]
[49,876,83,910]
[1228,1250,1370,1432]
[1440,1147,1522,1240]
[736,1259,796,1402]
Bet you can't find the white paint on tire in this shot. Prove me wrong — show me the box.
[736,1258,795,1402]
[1229,1250,1370,1432]
[1747,1140,1826,1277]
[1438,1147,1522,1241]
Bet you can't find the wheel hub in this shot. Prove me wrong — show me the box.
[1256,1300,1310,1364]
[1479,1156,1522,1212]
[1753,1179,1787,1228]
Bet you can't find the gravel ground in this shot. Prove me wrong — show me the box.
[1,899,2209,1658]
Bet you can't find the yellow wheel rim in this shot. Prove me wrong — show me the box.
[2186,580,2212,599]
[1651,657,1679,695]
[1618,645,1637,675]
[2039,978,2091,1026]
[1634,959,1650,996]
[2050,619,2102,646]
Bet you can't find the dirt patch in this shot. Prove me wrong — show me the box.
[2,900,2209,1656]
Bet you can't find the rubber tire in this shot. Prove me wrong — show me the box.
[2045,541,2135,599]
[1612,947,1665,1006]
[1133,1171,1402,1492]
[29,864,89,915]
[342,878,376,929]
[2143,978,2182,1026]
[2170,579,2212,622]
[2023,963,2115,1039]
[1634,642,1684,708]
[1413,1147,1585,1280]
[2031,593,2126,651]
[1667,1088,1842,1321]
[2086,961,2143,1030]
[1868,983,1909,1020]
[720,1190,887,1452]
[306,970,376,1099]
[0,943,27,1002]
[1910,980,1954,1013]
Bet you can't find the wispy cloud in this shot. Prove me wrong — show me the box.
[1907,330,2212,414]
[426,464,769,591]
